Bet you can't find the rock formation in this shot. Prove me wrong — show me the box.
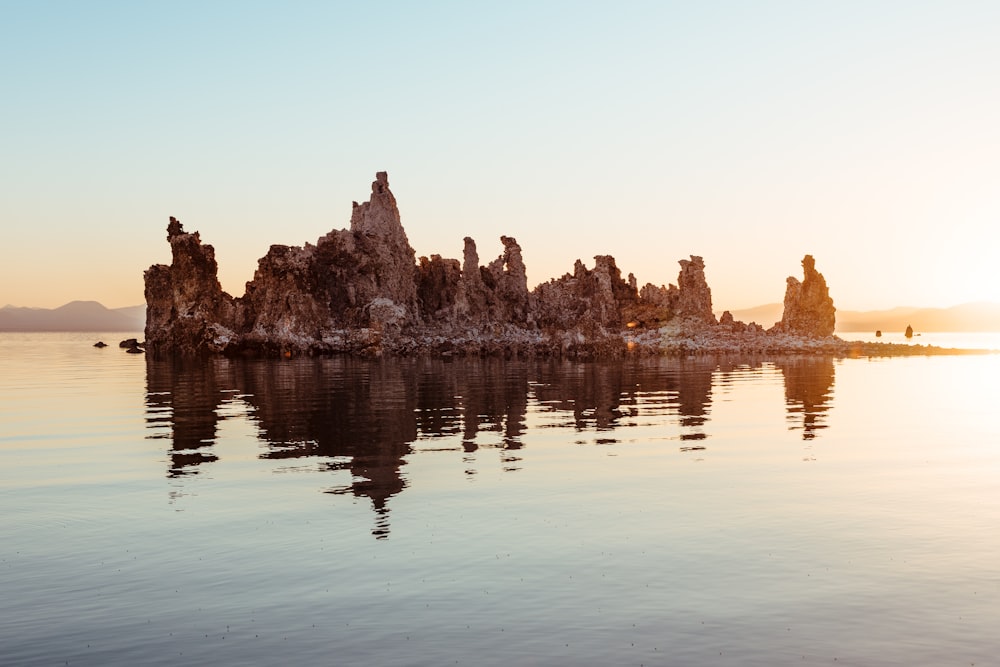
[144,217,238,355]
[533,255,636,334]
[668,255,716,324]
[632,255,715,328]
[145,172,845,357]
[773,255,836,337]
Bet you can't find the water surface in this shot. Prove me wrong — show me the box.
[2,333,1000,666]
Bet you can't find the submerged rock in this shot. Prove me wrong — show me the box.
[119,338,145,354]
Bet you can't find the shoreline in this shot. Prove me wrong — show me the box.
[187,321,997,359]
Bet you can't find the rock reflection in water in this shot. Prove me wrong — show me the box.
[531,358,714,440]
[243,359,417,538]
[145,355,834,536]
[145,357,231,475]
[775,356,836,440]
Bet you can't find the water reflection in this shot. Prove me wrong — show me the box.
[531,358,715,439]
[775,356,836,440]
[145,358,229,475]
[145,355,835,536]
[242,360,417,538]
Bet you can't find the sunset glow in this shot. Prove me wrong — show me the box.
[1,2,998,314]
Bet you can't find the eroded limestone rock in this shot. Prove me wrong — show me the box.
[144,172,845,357]
[774,255,836,337]
[144,217,237,355]
[416,254,462,323]
[669,255,716,324]
[238,172,421,351]
[533,255,637,334]
[484,236,532,326]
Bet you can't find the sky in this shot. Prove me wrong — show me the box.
[2,1,999,312]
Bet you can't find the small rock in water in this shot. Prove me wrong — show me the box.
[94,341,108,348]
[118,337,145,353]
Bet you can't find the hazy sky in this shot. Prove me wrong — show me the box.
[2,1,999,311]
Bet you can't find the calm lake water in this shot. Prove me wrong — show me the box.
[2,332,1000,666]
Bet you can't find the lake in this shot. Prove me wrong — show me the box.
[2,332,1000,666]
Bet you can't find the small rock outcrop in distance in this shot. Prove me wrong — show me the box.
[143,172,867,358]
[716,310,752,333]
[119,338,145,354]
[773,255,836,338]
[905,325,913,338]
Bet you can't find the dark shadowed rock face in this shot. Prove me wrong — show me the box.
[241,243,331,346]
[412,235,536,329]
[416,254,463,323]
[144,172,843,357]
[484,236,532,326]
[669,255,716,324]
[344,171,420,321]
[533,255,637,333]
[774,255,836,337]
[144,217,237,355]
[303,170,420,331]
[631,255,714,328]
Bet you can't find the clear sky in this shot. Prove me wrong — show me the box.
[2,1,999,312]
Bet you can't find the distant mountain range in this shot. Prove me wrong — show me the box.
[723,302,1000,333]
[3,299,999,333]
[0,301,146,332]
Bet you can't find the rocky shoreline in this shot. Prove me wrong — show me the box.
[143,172,991,360]
[251,322,989,359]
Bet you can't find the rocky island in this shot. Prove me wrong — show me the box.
[144,172,967,358]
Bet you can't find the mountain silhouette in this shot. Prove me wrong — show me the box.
[3,298,997,333]
[0,301,145,332]
[721,302,1000,333]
